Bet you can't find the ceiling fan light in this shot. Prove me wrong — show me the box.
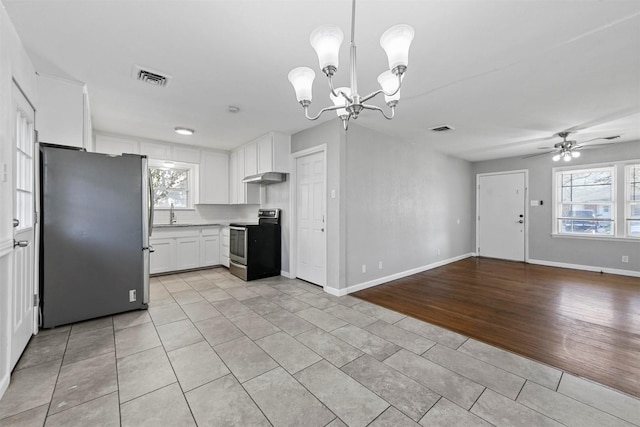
[310,25,344,72]
[571,150,581,158]
[380,24,415,71]
[563,153,572,162]
[552,154,561,162]
[288,67,316,103]
[330,87,351,118]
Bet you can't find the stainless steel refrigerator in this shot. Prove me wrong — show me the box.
[39,143,152,328]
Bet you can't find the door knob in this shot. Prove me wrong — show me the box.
[14,240,29,248]
[13,219,19,228]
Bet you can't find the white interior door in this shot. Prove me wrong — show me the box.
[296,151,326,286]
[477,171,526,261]
[11,83,36,369]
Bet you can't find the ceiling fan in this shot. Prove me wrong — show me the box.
[523,131,620,162]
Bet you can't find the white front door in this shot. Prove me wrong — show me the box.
[11,83,37,369]
[477,171,526,262]
[296,151,326,286]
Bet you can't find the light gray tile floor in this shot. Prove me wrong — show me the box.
[1,268,639,426]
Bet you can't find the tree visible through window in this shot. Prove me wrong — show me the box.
[557,167,614,236]
[151,166,190,208]
[627,164,640,237]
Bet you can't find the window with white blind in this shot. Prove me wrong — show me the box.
[626,164,640,238]
[555,167,615,236]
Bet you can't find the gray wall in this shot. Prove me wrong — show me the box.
[292,120,347,289]
[344,124,474,286]
[472,140,640,273]
[292,121,474,291]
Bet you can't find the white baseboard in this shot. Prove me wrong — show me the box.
[325,253,475,296]
[0,372,9,401]
[323,286,345,297]
[280,270,292,279]
[528,259,640,278]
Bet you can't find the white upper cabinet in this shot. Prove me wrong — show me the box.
[200,150,229,204]
[256,132,291,173]
[95,134,139,155]
[229,147,258,204]
[139,141,171,159]
[37,74,91,149]
[173,145,200,163]
[244,142,258,177]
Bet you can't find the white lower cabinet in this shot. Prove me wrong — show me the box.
[201,229,220,267]
[150,226,221,274]
[220,226,230,268]
[176,236,201,271]
[149,238,175,274]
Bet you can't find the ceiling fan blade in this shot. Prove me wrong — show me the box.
[580,135,621,144]
[575,142,618,150]
[522,151,554,159]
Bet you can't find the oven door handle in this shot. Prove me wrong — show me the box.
[230,226,246,231]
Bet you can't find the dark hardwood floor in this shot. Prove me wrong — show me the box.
[352,257,640,398]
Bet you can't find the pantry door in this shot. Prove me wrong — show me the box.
[11,82,37,369]
[295,149,326,286]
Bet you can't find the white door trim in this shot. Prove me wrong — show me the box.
[476,169,529,262]
[289,144,327,285]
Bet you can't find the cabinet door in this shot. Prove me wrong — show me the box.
[201,236,220,266]
[95,134,139,155]
[173,146,200,163]
[236,148,246,203]
[37,75,85,148]
[244,142,258,176]
[150,238,175,274]
[257,135,273,174]
[220,227,230,267]
[140,141,171,159]
[176,236,200,270]
[200,151,229,204]
[229,150,238,204]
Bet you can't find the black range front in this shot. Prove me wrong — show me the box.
[229,209,281,281]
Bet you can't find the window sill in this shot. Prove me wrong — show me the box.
[551,233,640,242]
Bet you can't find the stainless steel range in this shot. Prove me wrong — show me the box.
[229,209,281,281]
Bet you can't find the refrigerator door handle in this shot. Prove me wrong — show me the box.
[148,170,154,236]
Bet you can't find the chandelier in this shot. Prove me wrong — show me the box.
[288,0,415,130]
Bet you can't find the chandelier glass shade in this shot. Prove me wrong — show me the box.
[288,0,415,130]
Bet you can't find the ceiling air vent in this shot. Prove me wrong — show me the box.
[131,65,172,87]
[429,125,454,132]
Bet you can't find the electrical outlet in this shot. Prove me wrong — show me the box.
[362,264,366,273]
[378,261,383,269]
[437,248,441,256]
[622,256,629,263]
[129,289,137,302]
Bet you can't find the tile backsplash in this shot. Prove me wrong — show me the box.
[153,204,260,225]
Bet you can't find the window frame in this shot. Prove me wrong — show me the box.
[625,163,640,238]
[149,159,199,210]
[554,165,616,237]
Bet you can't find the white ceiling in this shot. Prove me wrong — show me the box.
[3,0,640,161]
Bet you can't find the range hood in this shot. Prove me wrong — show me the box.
[242,172,287,185]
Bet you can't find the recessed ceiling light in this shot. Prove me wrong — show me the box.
[174,127,195,135]
[227,105,240,113]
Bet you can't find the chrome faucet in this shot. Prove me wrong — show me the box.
[169,202,177,225]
